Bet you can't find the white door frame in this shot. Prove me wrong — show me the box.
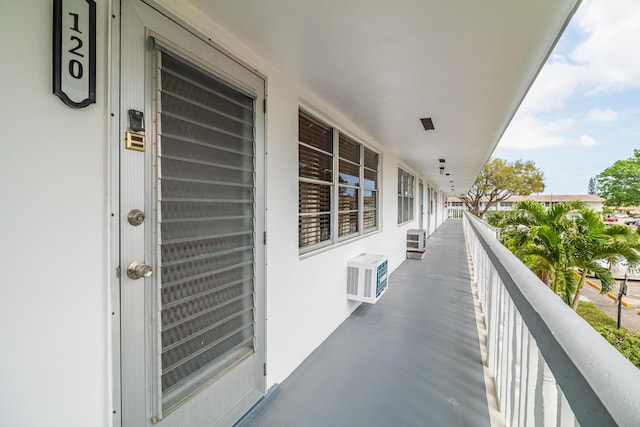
[110,1,267,425]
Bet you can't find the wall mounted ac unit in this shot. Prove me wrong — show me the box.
[347,254,388,304]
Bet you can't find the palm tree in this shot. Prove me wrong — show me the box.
[500,200,582,294]
[570,210,616,309]
[497,201,640,310]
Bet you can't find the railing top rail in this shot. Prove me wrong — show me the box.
[464,212,640,427]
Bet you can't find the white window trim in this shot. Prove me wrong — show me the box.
[298,109,381,255]
[397,166,416,225]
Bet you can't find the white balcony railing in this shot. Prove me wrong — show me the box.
[463,212,640,427]
[447,208,464,219]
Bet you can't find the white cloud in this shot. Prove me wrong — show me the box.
[545,117,578,132]
[518,0,640,114]
[499,115,605,149]
[577,134,602,147]
[496,1,639,193]
[572,0,640,92]
[586,108,618,122]
[519,59,584,113]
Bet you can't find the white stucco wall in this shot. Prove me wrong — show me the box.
[0,2,447,426]
[0,2,111,427]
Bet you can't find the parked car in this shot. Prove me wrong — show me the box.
[605,214,629,223]
[592,257,640,281]
[624,215,640,226]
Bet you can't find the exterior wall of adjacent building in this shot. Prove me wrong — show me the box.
[447,195,605,215]
[0,2,448,426]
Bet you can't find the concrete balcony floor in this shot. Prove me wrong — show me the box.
[239,220,495,426]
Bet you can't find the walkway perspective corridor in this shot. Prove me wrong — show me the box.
[239,220,492,426]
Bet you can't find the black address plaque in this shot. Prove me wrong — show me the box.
[53,0,96,108]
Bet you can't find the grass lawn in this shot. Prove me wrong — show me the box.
[577,302,640,369]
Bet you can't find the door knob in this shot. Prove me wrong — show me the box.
[127,209,146,226]
[127,261,153,279]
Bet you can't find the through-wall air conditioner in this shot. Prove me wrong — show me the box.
[346,254,388,304]
[406,229,426,259]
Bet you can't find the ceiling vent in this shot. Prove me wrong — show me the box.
[420,117,435,131]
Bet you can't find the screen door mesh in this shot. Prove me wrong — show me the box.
[157,51,255,408]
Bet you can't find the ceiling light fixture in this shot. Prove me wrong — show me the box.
[420,118,435,131]
[438,158,445,175]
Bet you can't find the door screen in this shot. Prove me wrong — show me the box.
[156,50,256,410]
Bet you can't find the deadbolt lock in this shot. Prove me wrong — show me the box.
[127,209,145,226]
[127,261,153,280]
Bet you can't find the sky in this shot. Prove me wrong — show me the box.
[493,0,640,195]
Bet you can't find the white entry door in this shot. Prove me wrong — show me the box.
[118,1,265,426]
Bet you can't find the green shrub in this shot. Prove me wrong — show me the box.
[577,302,640,369]
[595,327,640,368]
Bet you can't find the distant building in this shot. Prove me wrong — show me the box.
[609,206,640,216]
[447,194,605,213]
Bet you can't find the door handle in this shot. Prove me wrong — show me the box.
[127,209,146,226]
[127,261,153,279]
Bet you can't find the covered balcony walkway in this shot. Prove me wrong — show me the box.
[239,220,498,426]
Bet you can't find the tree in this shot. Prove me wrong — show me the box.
[496,201,640,310]
[460,157,544,217]
[588,177,596,195]
[499,200,580,295]
[569,212,639,310]
[596,150,640,206]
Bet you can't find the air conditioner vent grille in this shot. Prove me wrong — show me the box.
[347,266,359,295]
[364,270,372,297]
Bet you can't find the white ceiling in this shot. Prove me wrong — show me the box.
[170,0,580,194]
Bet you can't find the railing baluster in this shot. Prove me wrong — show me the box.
[541,357,557,427]
[510,309,522,426]
[557,388,574,426]
[495,282,506,410]
[503,294,514,421]
[525,334,538,427]
[485,265,497,370]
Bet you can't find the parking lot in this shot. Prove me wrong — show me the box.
[580,278,640,333]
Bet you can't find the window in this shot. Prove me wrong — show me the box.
[362,147,379,231]
[338,135,360,237]
[299,113,333,249]
[397,168,415,224]
[299,111,379,252]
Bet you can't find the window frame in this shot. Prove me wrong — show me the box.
[298,110,380,254]
[397,167,416,225]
